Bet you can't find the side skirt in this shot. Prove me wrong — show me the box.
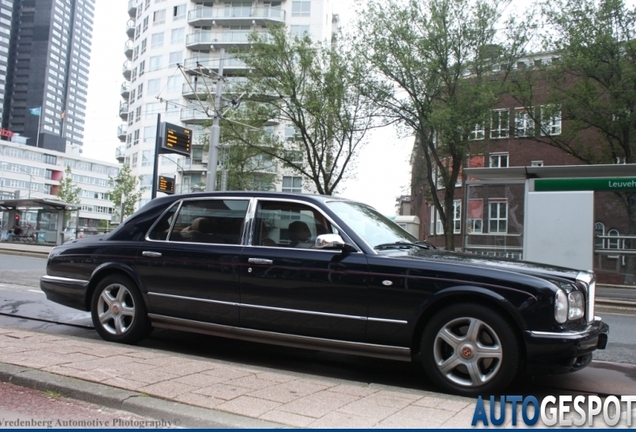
[148,314,412,362]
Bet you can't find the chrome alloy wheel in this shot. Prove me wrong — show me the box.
[96,283,136,336]
[433,316,503,387]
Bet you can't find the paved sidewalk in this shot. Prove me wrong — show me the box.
[0,327,478,429]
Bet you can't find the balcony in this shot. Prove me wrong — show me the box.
[186,30,269,50]
[117,124,128,142]
[122,61,132,80]
[180,108,211,124]
[124,39,133,59]
[182,78,216,99]
[116,145,126,163]
[182,57,248,75]
[127,0,137,18]
[187,6,285,27]
[125,19,135,39]
[119,102,129,120]
[120,82,130,99]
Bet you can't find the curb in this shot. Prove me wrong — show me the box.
[0,363,286,429]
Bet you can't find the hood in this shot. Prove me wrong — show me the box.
[382,248,584,283]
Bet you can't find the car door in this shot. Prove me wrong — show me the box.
[134,197,249,326]
[239,198,369,342]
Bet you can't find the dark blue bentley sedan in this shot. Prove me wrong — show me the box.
[40,192,608,396]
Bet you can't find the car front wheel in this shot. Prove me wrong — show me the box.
[91,275,151,344]
[421,303,520,396]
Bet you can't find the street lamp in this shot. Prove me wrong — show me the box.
[0,162,34,199]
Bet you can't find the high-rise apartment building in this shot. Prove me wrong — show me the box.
[0,0,13,123]
[118,0,336,208]
[2,0,95,152]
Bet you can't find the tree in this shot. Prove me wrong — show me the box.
[56,166,82,226]
[510,0,636,282]
[220,24,382,195]
[108,164,144,220]
[353,0,531,249]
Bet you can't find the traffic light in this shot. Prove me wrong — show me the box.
[14,214,20,224]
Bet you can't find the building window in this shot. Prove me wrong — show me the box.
[143,16,149,32]
[467,199,483,234]
[133,129,140,146]
[489,201,508,233]
[515,107,535,137]
[149,55,162,71]
[489,153,508,168]
[139,60,145,76]
[607,229,624,260]
[490,108,509,139]
[470,122,485,140]
[531,160,543,166]
[141,38,147,54]
[290,25,310,38]
[173,4,186,20]
[171,27,185,44]
[150,32,164,49]
[453,200,461,234]
[169,51,183,67]
[142,150,152,167]
[595,222,605,250]
[153,9,166,25]
[540,105,562,136]
[282,176,302,193]
[291,0,311,17]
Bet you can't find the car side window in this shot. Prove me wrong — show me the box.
[150,199,249,244]
[254,201,334,248]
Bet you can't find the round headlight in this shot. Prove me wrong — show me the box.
[568,291,585,320]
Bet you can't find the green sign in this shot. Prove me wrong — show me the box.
[534,178,636,191]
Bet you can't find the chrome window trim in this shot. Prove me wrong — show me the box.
[145,197,250,245]
[246,197,362,252]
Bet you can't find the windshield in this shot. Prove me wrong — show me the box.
[327,201,417,249]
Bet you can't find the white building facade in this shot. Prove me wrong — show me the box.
[118,0,337,209]
[0,139,119,232]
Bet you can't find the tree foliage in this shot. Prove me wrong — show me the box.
[222,24,382,195]
[56,166,82,225]
[108,164,144,220]
[353,0,531,249]
[508,0,636,282]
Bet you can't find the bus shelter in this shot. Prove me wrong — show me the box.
[0,198,80,245]
[463,164,636,274]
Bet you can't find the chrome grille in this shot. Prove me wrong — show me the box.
[577,271,596,323]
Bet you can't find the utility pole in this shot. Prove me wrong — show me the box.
[206,48,224,192]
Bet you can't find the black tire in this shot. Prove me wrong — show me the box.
[90,274,151,344]
[420,303,520,396]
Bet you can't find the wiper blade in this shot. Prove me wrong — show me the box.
[375,241,433,250]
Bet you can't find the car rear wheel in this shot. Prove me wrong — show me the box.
[421,303,520,396]
[91,275,151,344]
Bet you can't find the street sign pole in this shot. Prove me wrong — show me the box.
[152,113,162,199]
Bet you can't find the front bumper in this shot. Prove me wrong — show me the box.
[524,318,609,375]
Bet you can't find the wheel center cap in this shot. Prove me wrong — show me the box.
[460,344,474,359]
[111,304,120,315]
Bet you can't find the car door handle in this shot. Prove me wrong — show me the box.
[142,251,162,258]
[248,258,273,265]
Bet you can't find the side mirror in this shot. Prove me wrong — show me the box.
[314,234,346,250]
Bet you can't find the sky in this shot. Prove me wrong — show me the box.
[81,0,413,215]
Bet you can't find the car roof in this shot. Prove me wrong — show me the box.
[149,191,358,207]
